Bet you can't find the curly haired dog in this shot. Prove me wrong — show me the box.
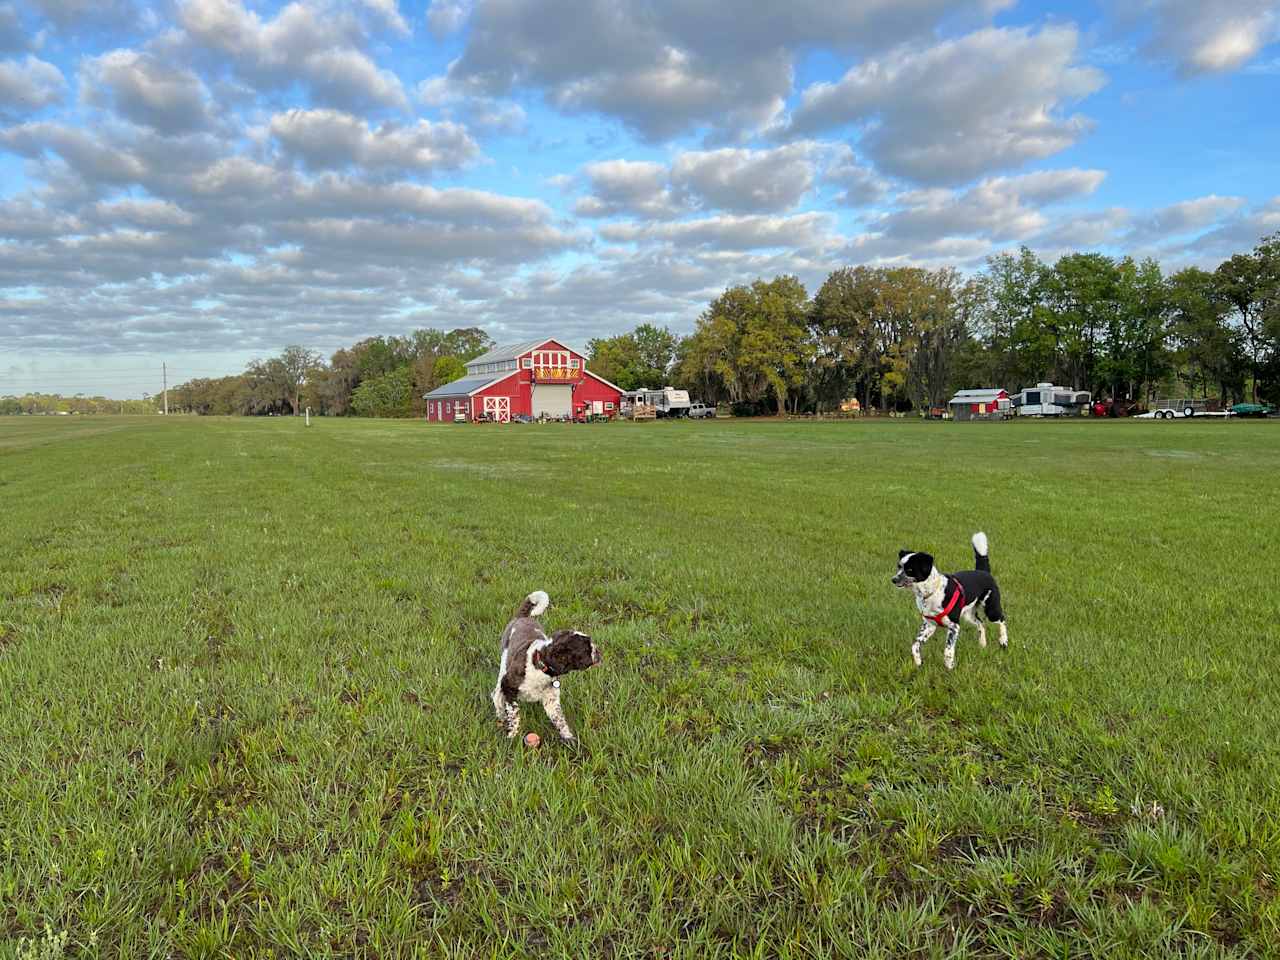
[491,590,601,741]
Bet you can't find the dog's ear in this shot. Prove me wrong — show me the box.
[898,549,911,559]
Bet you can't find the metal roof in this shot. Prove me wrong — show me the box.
[465,339,560,367]
[422,373,505,399]
[948,389,1008,404]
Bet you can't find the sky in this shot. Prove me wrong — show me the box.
[1,0,1279,399]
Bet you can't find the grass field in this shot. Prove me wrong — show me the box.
[1,414,1278,959]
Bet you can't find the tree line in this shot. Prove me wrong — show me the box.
[9,232,1274,418]
[164,329,494,417]
[587,232,1278,415]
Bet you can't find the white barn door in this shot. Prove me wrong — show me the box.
[484,396,510,422]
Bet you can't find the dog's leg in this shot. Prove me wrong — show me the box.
[912,620,937,667]
[943,623,961,670]
[540,688,575,742]
[961,604,987,648]
[984,590,1009,648]
[495,689,521,739]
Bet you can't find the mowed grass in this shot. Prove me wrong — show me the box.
[1,415,1278,959]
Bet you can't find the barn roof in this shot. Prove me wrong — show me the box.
[422,374,504,399]
[948,389,1008,404]
[466,339,563,367]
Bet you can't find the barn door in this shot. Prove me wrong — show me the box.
[484,396,510,422]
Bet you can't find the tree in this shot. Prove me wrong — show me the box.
[811,266,891,412]
[1167,267,1245,402]
[278,345,323,415]
[432,355,467,386]
[351,366,414,418]
[1214,234,1280,402]
[682,277,812,416]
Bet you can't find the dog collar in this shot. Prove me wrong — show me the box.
[532,647,562,678]
[925,578,965,627]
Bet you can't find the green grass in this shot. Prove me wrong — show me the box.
[1,414,1278,959]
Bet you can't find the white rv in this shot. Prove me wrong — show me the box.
[1013,382,1091,417]
[639,386,691,418]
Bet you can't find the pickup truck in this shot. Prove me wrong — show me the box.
[688,402,717,419]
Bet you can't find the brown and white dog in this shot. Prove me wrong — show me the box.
[491,590,601,742]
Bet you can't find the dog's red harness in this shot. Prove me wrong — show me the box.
[925,578,965,627]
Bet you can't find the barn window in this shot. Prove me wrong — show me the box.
[522,357,532,368]
[570,358,580,369]
[604,401,614,410]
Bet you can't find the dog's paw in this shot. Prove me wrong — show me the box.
[911,643,922,667]
[944,649,956,670]
[978,633,988,648]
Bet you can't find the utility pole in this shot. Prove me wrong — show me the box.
[163,362,168,415]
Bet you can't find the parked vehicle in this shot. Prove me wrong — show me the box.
[631,387,690,418]
[1140,398,1234,420]
[688,402,716,419]
[453,407,467,423]
[1012,382,1091,417]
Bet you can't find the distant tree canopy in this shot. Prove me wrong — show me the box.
[164,327,494,417]
[58,230,1277,419]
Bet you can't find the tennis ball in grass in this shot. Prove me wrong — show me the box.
[524,733,540,748]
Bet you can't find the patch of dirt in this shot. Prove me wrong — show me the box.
[0,624,16,652]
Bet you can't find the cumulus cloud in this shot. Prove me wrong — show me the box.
[437,0,1011,142]
[1116,0,1279,74]
[574,142,871,219]
[784,26,1106,185]
[176,0,409,111]
[600,212,838,252]
[269,108,481,174]
[0,55,65,119]
[82,50,215,133]
[574,160,680,219]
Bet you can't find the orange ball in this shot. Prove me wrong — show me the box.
[524,732,541,748]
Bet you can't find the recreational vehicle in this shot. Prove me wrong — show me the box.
[1013,383,1091,417]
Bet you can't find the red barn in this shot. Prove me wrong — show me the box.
[422,338,623,423]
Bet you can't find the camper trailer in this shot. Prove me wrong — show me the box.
[1013,382,1091,417]
[638,386,691,418]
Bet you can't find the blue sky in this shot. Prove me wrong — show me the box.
[1,0,1278,398]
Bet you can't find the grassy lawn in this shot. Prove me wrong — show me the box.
[1,414,1278,959]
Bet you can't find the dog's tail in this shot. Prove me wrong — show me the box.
[972,532,990,572]
[516,590,549,619]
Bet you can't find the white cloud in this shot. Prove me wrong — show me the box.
[600,212,838,251]
[784,26,1106,185]
[269,108,481,173]
[0,55,65,119]
[82,50,215,133]
[176,0,409,111]
[575,160,680,219]
[439,0,1010,142]
[870,168,1106,247]
[1116,0,1279,75]
[575,142,869,219]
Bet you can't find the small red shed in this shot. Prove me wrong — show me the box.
[422,338,624,422]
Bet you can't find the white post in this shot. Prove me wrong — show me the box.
[305,407,311,427]
[162,362,168,415]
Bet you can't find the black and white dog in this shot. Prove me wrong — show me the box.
[491,590,601,742]
[892,532,1008,670]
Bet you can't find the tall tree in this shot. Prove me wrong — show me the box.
[1214,234,1280,402]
